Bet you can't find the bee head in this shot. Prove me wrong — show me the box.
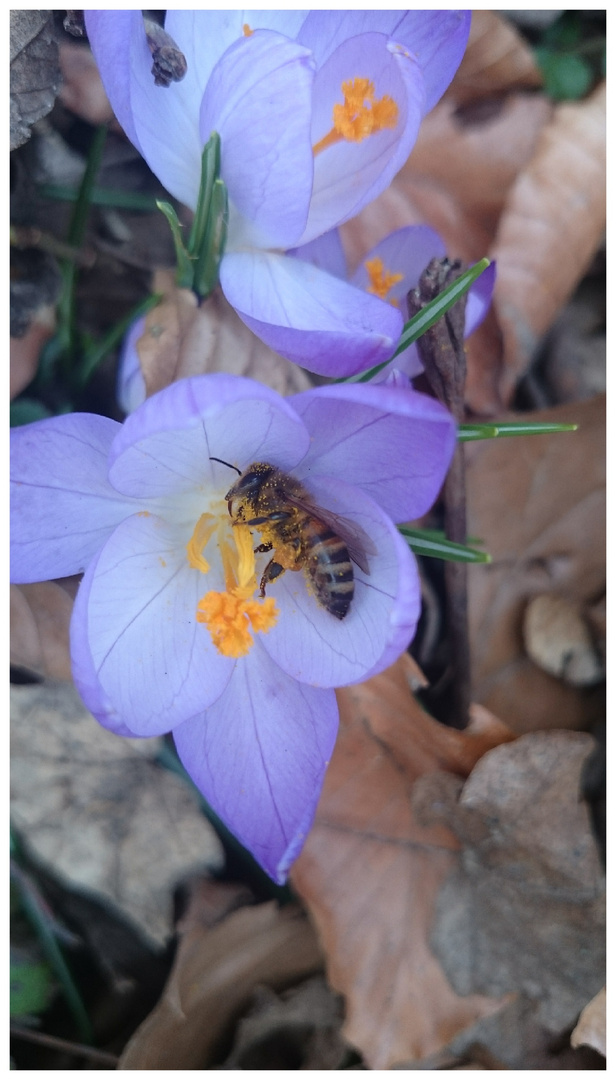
[225,462,275,515]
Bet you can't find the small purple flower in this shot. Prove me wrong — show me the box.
[295,224,497,380]
[11,374,455,881]
[85,10,470,376]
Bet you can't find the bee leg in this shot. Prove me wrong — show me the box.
[254,542,273,554]
[241,511,292,526]
[259,558,285,597]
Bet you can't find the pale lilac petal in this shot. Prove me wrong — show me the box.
[289,228,347,279]
[297,11,471,113]
[11,414,135,584]
[116,315,146,415]
[201,32,314,247]
[174,643,338,883]
[70,552,142,737]
[83,513,234,737]
[260,478,420,687]
[350,225,446,310]
[84,11,144,153]
[301,33,425,243]
[291,383,456,522]
[220,250,402,377]
[108,374,310,499]
[465,260,496,337]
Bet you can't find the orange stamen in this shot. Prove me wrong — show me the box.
[364,256,403,304]
[313,77,398,156]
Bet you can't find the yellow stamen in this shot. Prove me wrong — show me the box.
[191,518,278,658]
[313,78,399,156]
[242,23,253,36]
[186,512,217,573]
[364,256,404,304]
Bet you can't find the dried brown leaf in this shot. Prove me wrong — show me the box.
[466,395,605,733]
[58,42,115,125]
[119,896,322,1068]
[10,311,56,401]
[291,655,514,1070]
[10,11,61,150]
[138,274,312,398]
[417,731,605,1032]
[11,681,223,947]
[10,579,76,681]
[570,986,605,1056]
[445,10,543,106]
[492,83,606,404]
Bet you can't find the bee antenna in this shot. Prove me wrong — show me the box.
[210,456,241,476]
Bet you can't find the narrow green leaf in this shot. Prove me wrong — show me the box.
[187,132,221,258]
[38,183,159,212]
[10,956,54,1018]
[193,178,228,299]
[399,526,491,563]
[458,421,578,441]
[337,257,491,384]
[10,399,53,427]
[156,201,194,289]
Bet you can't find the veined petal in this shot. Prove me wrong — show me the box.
[350,224,447,310]
[260,478,420,687]
[220,250,402,377]
[289,228,347,279]
[108,374,310,499]
[290,383,456,522]
[465,260,496,337]
[174,643,338,883]
[84,11,144,153]
[70,554,143,737]
[10,414,135,584]
[297,10,470,113]
[83,513,234,737]
[300,32,425,243]
[201,31,314,247]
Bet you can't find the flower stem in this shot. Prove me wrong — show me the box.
[407,258,471,730]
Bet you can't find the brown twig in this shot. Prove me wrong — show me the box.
[407,258,470,730]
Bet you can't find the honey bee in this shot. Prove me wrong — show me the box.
[218,460,375,620]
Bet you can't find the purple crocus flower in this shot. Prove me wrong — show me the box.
[295,224,497,380]
[85,10,470,377]
[11,374,455,881]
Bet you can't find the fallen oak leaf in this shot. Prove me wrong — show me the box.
[291,654,514,1070]
[415,731,605,1033]
[119,894,322,1069]
[444,10,543,107]
[466,394,605,733]
[491,82,606,404]
[10,579,78,682]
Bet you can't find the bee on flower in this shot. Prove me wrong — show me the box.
[11,375,456,881]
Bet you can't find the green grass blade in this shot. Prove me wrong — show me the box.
[399,526,491,563]
[459,421,578,441]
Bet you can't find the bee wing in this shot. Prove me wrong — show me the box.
[284,493,376,575]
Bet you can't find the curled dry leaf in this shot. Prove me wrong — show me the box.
[466,394,605,733]
[444,9,543,107]
[291,654,514,1070]
[11,579,77,681]
[570,986,606,1056]
[416,730,605,1033]
[58,42,115,126]
[493,82,606,405]
[11,681,224,946]
[10,308,56,401]
[119,893,322,1069]
[523,594,605,687]
[138,271,312,399]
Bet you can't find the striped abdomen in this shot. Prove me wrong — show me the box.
[303,517,354,620]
